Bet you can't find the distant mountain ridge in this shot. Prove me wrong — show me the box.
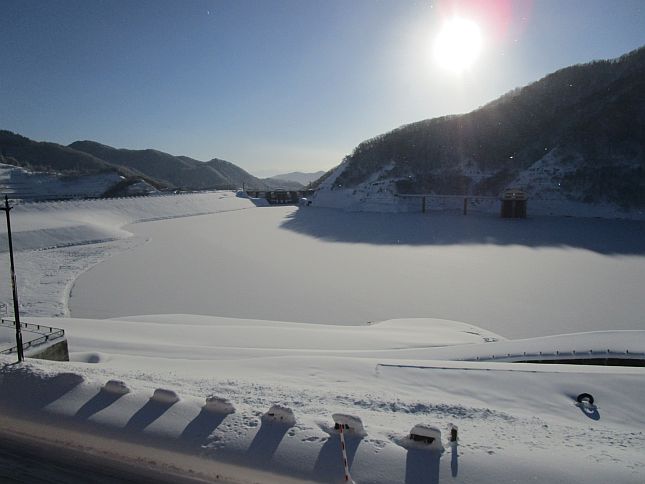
[0,131,300,199]
[69,140,253,190]
[0,130,140,179]
[269,171,326,186]
[316,46,645,211]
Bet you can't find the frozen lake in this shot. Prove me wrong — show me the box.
[70,206,645,339]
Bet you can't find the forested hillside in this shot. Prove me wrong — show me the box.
[328,46,645,208]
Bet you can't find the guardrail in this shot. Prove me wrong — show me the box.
[460,349,645,367]
[8,188,240,205]
[463,349,645,361]
[0,319,65,356]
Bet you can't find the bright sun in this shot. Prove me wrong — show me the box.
[433,17,483,73]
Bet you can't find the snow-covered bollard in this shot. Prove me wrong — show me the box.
[409,424,444,451]
[332,413,365,436]
[203,395,235,414]
[332,413,362,484]
[151,388,180,404]
[448,423,458,443]
[103,380,130,395]
[263,404,296,426]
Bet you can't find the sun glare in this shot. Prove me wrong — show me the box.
[433,17,483,73]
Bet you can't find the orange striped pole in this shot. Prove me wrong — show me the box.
[338,424,355,483]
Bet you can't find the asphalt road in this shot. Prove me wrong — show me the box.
[0,411,310,484]
[0,433,211,484]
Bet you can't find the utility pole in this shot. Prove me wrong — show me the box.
[2,195,24,362]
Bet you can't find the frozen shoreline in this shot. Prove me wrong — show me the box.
[0,192,256,321]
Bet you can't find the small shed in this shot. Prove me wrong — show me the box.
[500,188,528,218]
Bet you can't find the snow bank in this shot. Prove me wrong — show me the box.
[1,328,644,484]
[1,191,256,253]
[49,316,503,364]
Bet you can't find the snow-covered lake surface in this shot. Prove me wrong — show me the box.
[1,192,644,483]
[70,206,645,339]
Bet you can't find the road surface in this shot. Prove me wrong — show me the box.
[0,411,311,484]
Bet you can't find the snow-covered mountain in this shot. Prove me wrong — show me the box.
[314,46,645,215]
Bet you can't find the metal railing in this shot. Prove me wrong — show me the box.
[0,319,65,355]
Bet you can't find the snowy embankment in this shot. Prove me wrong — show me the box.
[0,191,258,318]
[0,162,124,202]
[1,316,644,483]
[311,159,645,219]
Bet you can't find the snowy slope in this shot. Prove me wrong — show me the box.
[0,162,123,201]
[2,190,256,252]
[312,165,645,219]
[52,316,505,364]
[311,152,645,219]
[1,315,644,483]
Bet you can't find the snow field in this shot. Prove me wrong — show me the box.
[0,192,644,482]
[5,314,644,482]
[2,336,644,484]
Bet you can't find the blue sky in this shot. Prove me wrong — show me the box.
[1,0,644,176]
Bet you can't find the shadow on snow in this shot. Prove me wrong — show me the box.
[245,418,291,466]
[280,208,645,255]
[313,432,363,482]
